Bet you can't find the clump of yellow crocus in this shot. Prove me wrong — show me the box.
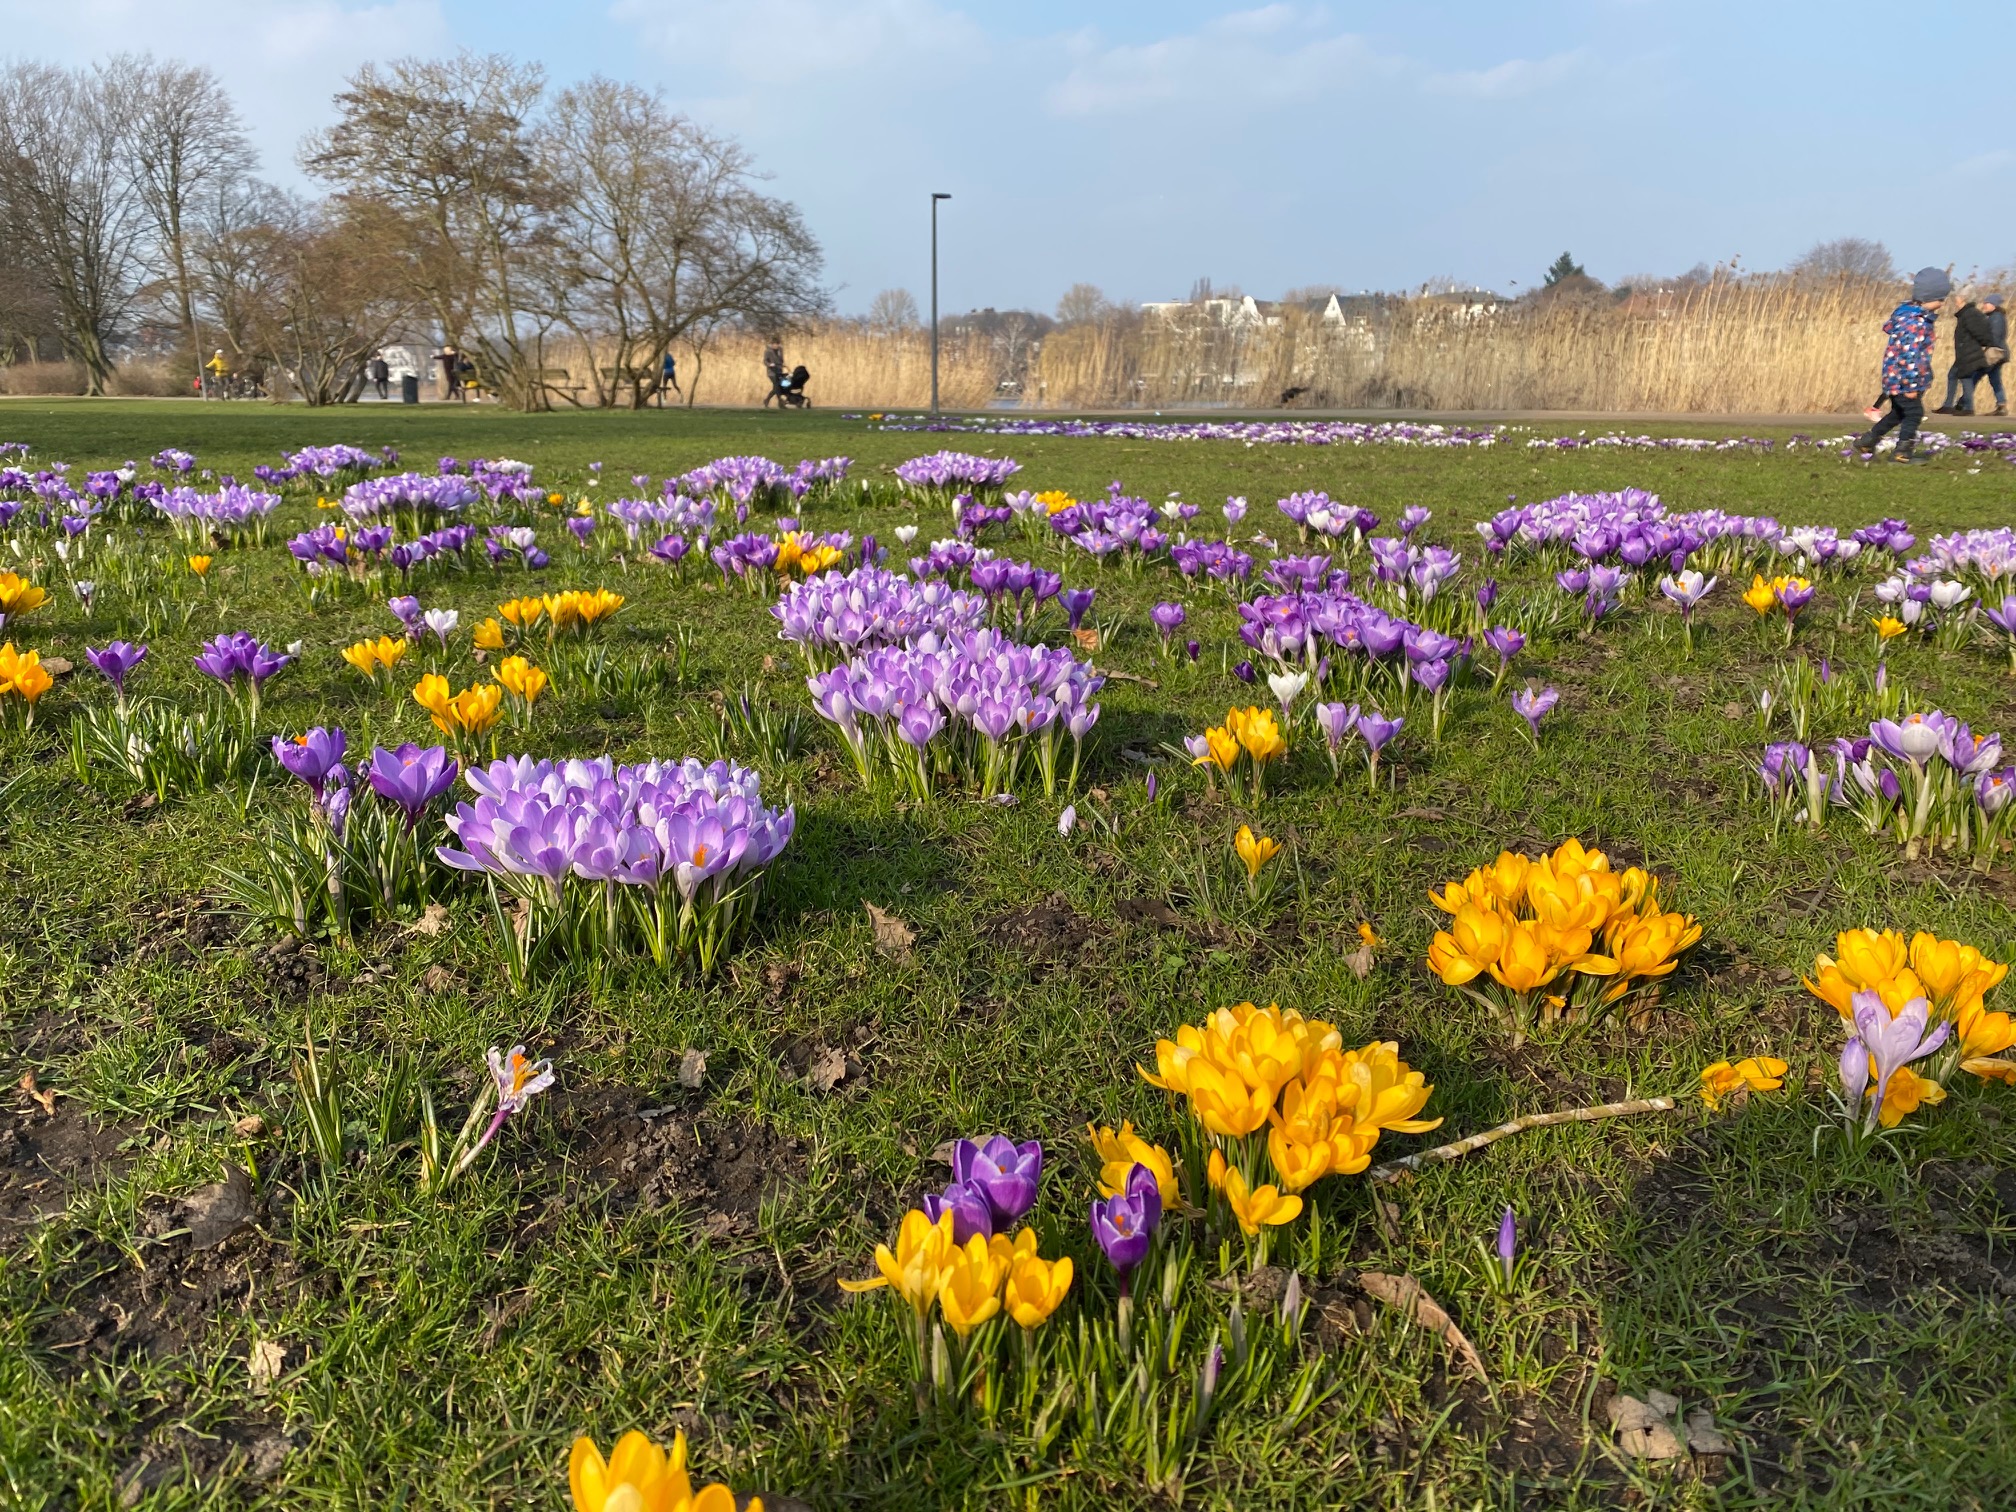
[340,635,409,689]
[1805,927,2016,1086]
[0,572,49,619]
[569,1429,753,1512]
[0,642,54,728]
[494,654,548,728]
[1425,838,1701,1043]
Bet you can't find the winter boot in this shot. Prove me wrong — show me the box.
[1853,432,1878,456]
[1892,441,1922,463]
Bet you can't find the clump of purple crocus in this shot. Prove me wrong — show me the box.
[194,632,292,721]
[1090,1162,1163,1293]
[953,1135,1043,1225]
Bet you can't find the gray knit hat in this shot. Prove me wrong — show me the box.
[1911,266,1953,302]
[1982,291,2005,309]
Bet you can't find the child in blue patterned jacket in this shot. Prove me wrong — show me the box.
[1855,267,1951,463]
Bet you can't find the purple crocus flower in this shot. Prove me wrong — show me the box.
[1357,710,1403,754]
[1314,700,1360,753]
[1060,588,1096,629]
[1985,595,2016,637]
[271,727,347,793]
[366,743,459,828]
[85,641,147,695]
[1413,657,1451,695]
[1475,578,1499,612]
[388,595,423,633]
[953,1135,1043,1224]
[1482,626,1525,663]
[1496,1206,1517,1286]
[1847,989,1947,1131]
[1150,601,1186,640]
[922,1181,995,1245]
[1089,1162,1162,1279]
[1233,659,1256,684]
[565,515,595,546]
[1511,685,1559,741]
[1870,712,1952,767]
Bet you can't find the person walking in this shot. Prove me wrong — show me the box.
[1935,292,2000,415]
[1855,266,1949,463]
[762,336,786,407]
[369,352,390,401]
[1981,293,2009,417]
[659,349,680,407]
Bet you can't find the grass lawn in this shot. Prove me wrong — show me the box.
[3,399,2016,1510]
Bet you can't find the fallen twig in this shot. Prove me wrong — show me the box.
[1356,1271,1489,1381]
[1368,1096,1680,1183]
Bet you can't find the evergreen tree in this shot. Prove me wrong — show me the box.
[1542,251,1586,287]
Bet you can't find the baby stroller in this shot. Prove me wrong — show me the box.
[778,364,812,409]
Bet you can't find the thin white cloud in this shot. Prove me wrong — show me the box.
[1424,49,1588,100]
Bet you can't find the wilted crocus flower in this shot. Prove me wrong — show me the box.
[1511,685,1559,745]
[1060,587,1095,629]
[953,1135,1043,1224]
[1089,1162,1162,1283]
[454,1044,556,1176]
[85,640,146,705]
[271,726,348,794]
[921,1181,995,1244]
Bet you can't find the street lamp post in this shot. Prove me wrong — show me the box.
[930,192,951,417]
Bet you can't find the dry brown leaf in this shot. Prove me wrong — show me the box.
[1685,1409,1734,1456]
[761,654,777,674]
[409,903,450,937]
[247,1338,287,1393]
[1071,627,1101,652]
[863,902,914,958]
[1607,1393,1685,1459]
[420,964,457,993]
[41,656,72,677]
[805,1045,848,1094]
[16,1072,56,1116]
[1357,1271,1488,1381]
[182,1163,257,1250]
[1343,942,1375,980]
[232,1115,267,1139]
[678,1047,708,1090]
[929,1139,959,1166]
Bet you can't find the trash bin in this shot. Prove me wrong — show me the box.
[400,373,419,404]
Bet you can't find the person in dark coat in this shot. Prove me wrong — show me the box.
[761,337,786,407]
[1980,293,2008,416]
[1935,295,2000,415]
[369,353,390,400]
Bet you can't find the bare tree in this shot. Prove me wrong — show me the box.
[1789,237,1896,284]
[0,62,146,393]
[1056,282,1113,326]
[867,288,920,332]
[189,178,302,368]
[110,55,255,379]
[540,75,825,408]
[304,53,559,409]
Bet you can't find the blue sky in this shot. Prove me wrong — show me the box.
[11,1,2013,315]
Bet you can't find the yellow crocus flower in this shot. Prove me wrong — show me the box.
[448,682,502,734]
[1193,724,1240,772]
[569,1428,751,1512]
[1877,1064,1946,1127]
[1698,1055,1787,1110]
[1266,1127,1333,1192]
[1210,1153,1303,1237]
[838,1208,955,1321]
[1228,705,1287,764]
[1002,1245,1073,1331]
[1233,824,1280,880]
[186,555,212,577]
[1741,574,1781,615]
[495,655,548,706]
[0,573,49,616]
[499,596,545,629]
[473,617,507,650]
[0,644,52,704]
[412,672,453,723]
[1428,902,1507,986]
[1872,615,1908,639]
[934,1233,1010,1339]
[1908,932,2008,1015]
